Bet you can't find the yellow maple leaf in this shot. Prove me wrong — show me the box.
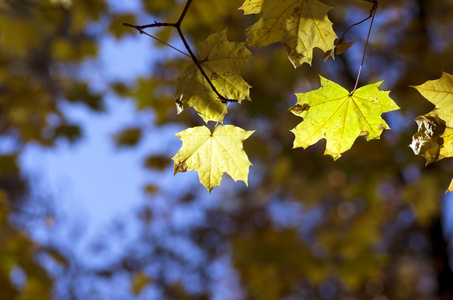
[412,71,453,110]
[290,76,399,160]
[240,0,337,67]
[175,30,252,123]
[173,125,254,192]
[410,72,453,164]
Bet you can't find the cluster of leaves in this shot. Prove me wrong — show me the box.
[0,154,60,300]
[130,0,408,192]
[0,0,106,146]
[0,0,104,298]
[409,72,453,190]
[116,3,453,294]
[2,0,453,299]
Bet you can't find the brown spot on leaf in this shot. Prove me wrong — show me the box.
[360,131,369,137]
[378,124,387,131]
[290,103,311,114]
[211,72,218,80]
[174,162,188,174]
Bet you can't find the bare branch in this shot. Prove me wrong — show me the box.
[123,0,239,104]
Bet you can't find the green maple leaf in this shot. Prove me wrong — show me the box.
[175,30,252,123]
[289,76,399,160]
[173,125,254,192]
[410,72,453,164]
[240,0,337,67]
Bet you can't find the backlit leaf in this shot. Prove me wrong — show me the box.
[172,125,254,192]
[411,72,453,110]
[240,0,337,67]
[290,76,399,160]
[175,30,252,123]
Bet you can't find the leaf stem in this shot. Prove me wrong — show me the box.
[351,1,378,95]
[215,102,232,128]
[123,24,190,58]
[338,2,375,39]
[123,0,238,104]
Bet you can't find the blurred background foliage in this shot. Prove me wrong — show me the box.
[1,0,453,299]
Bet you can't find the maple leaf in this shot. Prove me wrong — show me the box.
[409,72,453,164]
[172,125,254,192]
[289,76,399,160]
[240,0,337,67]
[175,30,252,123]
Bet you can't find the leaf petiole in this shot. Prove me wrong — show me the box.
[351,0,378,95]
[338,0,377,39]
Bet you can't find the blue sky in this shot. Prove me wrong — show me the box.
[18,0,169,253]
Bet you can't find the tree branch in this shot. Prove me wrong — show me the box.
[338,1,377,40]
[123,0,238,104]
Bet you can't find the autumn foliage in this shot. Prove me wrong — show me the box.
[128,0,452,193]
[2,0,453,299]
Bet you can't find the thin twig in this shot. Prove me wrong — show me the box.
[126,22,175,29]
[123,24,190,58]
[123,0,238,103]
[177,0,192,24]
[339,9,373,39]
[350,1,378,94]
